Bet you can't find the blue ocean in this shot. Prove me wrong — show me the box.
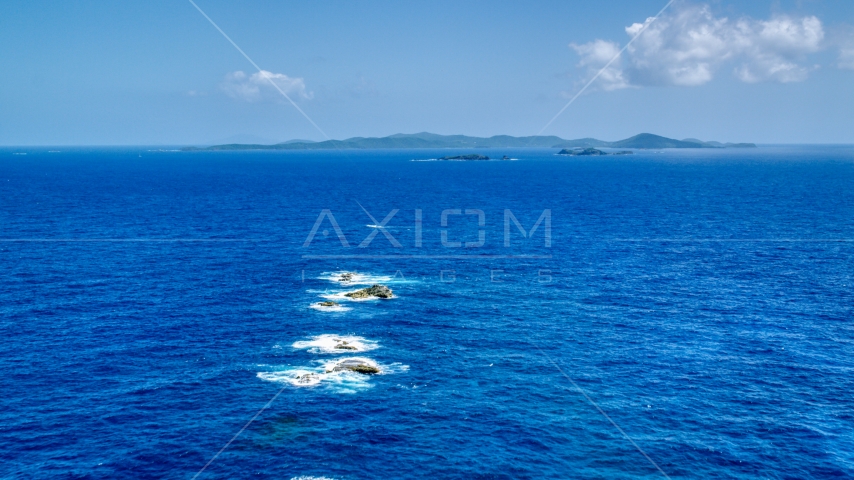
[1,146,853,479]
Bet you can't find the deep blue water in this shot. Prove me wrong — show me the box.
[1,146,853,479]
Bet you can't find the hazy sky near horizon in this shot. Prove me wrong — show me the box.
[2,0,853,145]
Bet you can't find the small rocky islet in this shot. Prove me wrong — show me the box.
[345,284,393,299]
[558,148,633,156]
[294,373,320,384]
[438,154,490,160]
[329,358,381,375]
[333,340,357,350]
[436,154,515,161]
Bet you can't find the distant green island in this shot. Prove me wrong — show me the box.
[558,148,633,156]
[437,154,491,160]
[183,132,756,151]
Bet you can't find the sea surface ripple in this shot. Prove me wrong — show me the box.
[0,146,852,478]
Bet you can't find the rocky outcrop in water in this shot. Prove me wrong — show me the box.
[334,340,358,350]
[438,154,489,160]
[317,301,340,307]
[338,272,355,282]
[345,284,393,299]
[329,358,381,375]
[295,373,320,384]
[558,148,633,156]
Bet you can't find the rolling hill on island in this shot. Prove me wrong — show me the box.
[184,132,755,151]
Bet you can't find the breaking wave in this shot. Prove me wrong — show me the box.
[257,356,407,394]
[318,271,395,285]
[292,334,378,354]
[318,271,415,287]
[308,303,352,312]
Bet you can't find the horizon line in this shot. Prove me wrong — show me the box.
[3,142,853,148]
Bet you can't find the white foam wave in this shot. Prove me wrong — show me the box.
[258,369,324,387]
[292,334,378,354]
[381,362,410,374]
[319,271,394,285]
[258,357,406,394]
[257,366,372,394]
[308,303,352,312]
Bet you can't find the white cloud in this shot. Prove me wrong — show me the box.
[570,40,630,90]
[839,34,854,70]
[624,5,735,86]
[221,70,312,102]
[570,2,826,90]
[734,15,823,82]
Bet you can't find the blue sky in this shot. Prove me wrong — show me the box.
[1,0,853,145]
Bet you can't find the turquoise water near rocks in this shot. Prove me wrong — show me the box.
[1,146,853,478]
